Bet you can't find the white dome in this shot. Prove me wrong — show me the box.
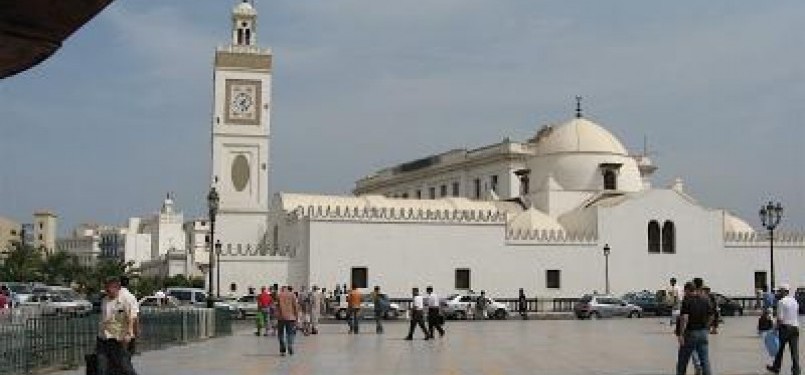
[233,1,257,16]
[508,207,565,232]
[532,118,628,156]
[724,212,754,233]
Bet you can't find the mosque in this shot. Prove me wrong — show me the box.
[210,1,805,298]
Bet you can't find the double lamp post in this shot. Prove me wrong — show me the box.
[759,201,783,292]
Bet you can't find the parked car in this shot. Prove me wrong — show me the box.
[139,295,180,308]
[622,290,673,316]
[441,293,509,320]
[230,294,259,319]
[166,288,208,306]
[22,293,92,316]
[1,282,34,305]
[574,294,642,319]
[709,293,744,316]
[332,292,402,320]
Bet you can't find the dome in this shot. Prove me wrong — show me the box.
[508,207,565,232]
[233,1,257,16]
[532,118,628,156]
[724,212,754,233]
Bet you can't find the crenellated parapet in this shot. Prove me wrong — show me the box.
[505,228,597,245]
[724,231,805,248]
[290,204,507,224]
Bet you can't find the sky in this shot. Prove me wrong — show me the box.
[1,0,803,234]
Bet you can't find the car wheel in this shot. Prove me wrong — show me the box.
[628,311,640,318]
[589,311,600,320]
[455,310,467,320]
[494,309,507,320]
[336,309,348,320]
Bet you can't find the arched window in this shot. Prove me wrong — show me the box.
[244,29,251,45]
[271,225,279,254]
[237,29,244,45]
[662,221,676,254]
[603,170,617,190]
[648,220,661,253]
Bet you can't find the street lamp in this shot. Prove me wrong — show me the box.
[215,240,222,298]
[759,201,783,291]
[206,186,220,308]
[603,244,611,295]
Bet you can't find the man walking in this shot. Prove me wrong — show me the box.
[256,286,272,336]
[518,288,528,320]
[371,286,387,334]
[97,278,138,375]
[310,285,322,335]
[475,291,487,320]
[425,286,445,338]
[669,277,683,325]
[276,286,299,356]
[404,288,429,340]
[347,285,361,334]
[767,283,800,375]
[675,281,713,375]
[119,276,140,355]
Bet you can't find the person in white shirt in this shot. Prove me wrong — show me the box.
[767,283,800,375]
[119,276,140,355]
[425,286,445,339]
[668,277,684,325]
[97,277,138,375]
[404,287,429,340]
[154,289,166,306]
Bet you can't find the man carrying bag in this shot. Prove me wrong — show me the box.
[89,277,138,375]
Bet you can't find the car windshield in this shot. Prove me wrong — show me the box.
[55,290,80,301]
[169,291,192,301]
[238,296,255,303]
[580,295,592,303]
[444,294,459,301]
[7,284,32,294]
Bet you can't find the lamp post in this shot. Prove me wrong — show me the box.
[215,240,222,298]
[206,187,220,308]
[603,244,611,295]
[759,201,783,291]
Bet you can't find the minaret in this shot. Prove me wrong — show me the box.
[210,0,274,296]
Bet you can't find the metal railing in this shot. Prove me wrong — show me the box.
[0,307,232,375]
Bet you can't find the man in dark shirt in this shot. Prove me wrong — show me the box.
[676,282,713,375]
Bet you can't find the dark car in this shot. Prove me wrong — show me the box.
[622,291,673,316]
[710,293,744,316]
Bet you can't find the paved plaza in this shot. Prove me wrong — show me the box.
[58,316,786,375]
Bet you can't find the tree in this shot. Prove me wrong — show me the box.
[41,250,82,285]
[0,244,44,282]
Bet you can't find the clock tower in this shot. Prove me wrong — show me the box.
[210,1,282,295]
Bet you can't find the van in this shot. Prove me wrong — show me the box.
[166,288,207,306]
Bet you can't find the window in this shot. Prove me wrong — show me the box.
[440,185,447,197]
[455,268,471,290]
[603,170,617,190]
[521,175,530,195]
[38,234,43,240]
[546,270,561,289]
[230,283,237,292]
[490,175,499,193]
[39,222,43,229]
[351,267,368,289]
[452,182,460,197]
[205,235,210,244]
[473,179,481,198]
[662,221,676,253]
[648,221,661,253]
[754,271,768,291]
[402,193,409,199]
[416,190,422,199]
[429,187,436,199]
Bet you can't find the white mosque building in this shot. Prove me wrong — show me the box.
[211,1,805,298]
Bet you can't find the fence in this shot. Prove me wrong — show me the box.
[389,296,761,314]
[0,307,232,375]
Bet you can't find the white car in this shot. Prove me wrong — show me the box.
[22,293,92,316]
[441,293,509,320]
[332,292,402,320]
[139,295,180,307]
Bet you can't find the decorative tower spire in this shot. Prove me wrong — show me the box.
[575,95,583,118]
[231,0,258,47]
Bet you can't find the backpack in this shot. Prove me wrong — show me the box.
[376,294,390,312]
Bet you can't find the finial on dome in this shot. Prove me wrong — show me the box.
[575,96,583,118]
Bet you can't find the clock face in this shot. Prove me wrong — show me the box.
[225,79,261,124]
